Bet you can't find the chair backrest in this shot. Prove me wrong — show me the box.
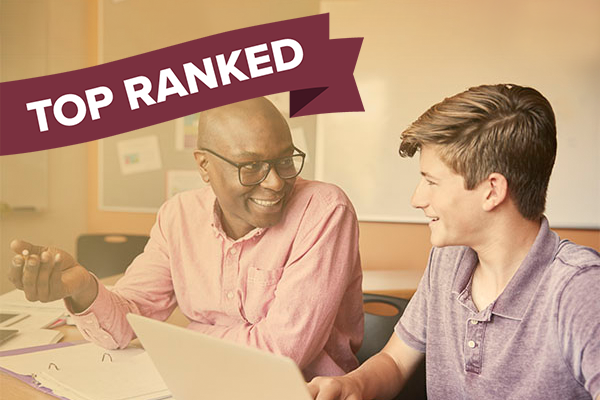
[357,293,427,400]
[76,234,149,278]
[356,293,409,363]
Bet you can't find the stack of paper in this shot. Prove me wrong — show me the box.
[0,289,67,349]
[0,289,67,327]
[0,329,63,351]
[0,342,172,400]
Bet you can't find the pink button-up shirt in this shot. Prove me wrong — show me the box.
[68,178,363,379]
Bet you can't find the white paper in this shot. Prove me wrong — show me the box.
[0,289,65,310]
[0,329,63,351]
[36,352,170,400]
[0,290,67,330]
[117,136,162,175]
[0,343,171,400]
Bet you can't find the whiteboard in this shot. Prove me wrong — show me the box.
[316,0,600,229]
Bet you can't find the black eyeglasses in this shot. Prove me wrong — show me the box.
[198,146,306,186]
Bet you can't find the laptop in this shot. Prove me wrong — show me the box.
[126,313,313,400]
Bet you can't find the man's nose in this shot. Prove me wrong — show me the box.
[410,179,428,209]
[260,165,285,191]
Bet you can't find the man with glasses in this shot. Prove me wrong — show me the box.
[9,97,364,380]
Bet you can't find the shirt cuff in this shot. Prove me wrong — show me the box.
[63,276,120,349]
[394,320,426,353]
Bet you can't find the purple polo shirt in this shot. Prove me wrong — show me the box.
[396,218,600,400]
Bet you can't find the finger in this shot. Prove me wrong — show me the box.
[8,254,25,290]
[22,254,40,301]
[10,239,46,257]
[307,380,320,398]
[313,380,342,400]
[314,386,339,400]
[49,253,65,299]
[37,251,53,302]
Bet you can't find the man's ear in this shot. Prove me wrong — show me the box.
[482,172,508,212]
[193,150,210,183]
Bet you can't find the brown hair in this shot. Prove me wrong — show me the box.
[399,84,557,220]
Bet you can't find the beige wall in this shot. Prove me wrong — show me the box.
[1,1,599,296]
[85,0,600,271]
[0,0,93,294]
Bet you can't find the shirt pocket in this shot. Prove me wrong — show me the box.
[242,266,284,324]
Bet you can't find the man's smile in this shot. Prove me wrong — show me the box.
[250,197,283,207]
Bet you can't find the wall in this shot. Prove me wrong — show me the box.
[1,2,598,299]
[0,0,92,294]
[318,0,600,229]
[87,1,600,272]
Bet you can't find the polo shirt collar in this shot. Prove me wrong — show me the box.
[491,217,559,320]
[452,217,559,320]
[451,247,479,297]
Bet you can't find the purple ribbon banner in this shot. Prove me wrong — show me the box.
[0,13,363,156]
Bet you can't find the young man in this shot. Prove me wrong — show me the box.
[308,84,600,399]
[9,97,364,380]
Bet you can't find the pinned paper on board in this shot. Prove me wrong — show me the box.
[166,170,206,199]
[116,136,162,175]
[175,113,200,151]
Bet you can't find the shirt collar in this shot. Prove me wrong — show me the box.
[451,247,479,303]
[451,217,560,320]
[209,194,266,243]
[207,179,302,243]
[491,217,559,320]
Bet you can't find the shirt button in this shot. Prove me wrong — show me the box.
[470,319,478,325]
[226,291,234,300]
[468,340,476,348]
[229,248,237,255]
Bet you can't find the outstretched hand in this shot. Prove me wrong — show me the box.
[9,239,97,308]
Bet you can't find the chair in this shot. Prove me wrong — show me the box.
[76,234,150,278]
[357,293,427,400]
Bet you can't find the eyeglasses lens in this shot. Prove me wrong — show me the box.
[240,155,304,185]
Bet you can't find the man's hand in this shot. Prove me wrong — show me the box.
[307,334,424,400]
[308,375,363,400]
[8,239,98,311]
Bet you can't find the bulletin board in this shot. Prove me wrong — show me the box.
[98,107,317,212]
[97,0,319,212]
[315,0,600,229]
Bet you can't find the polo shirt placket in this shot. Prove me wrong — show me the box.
[458,292,493,375]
